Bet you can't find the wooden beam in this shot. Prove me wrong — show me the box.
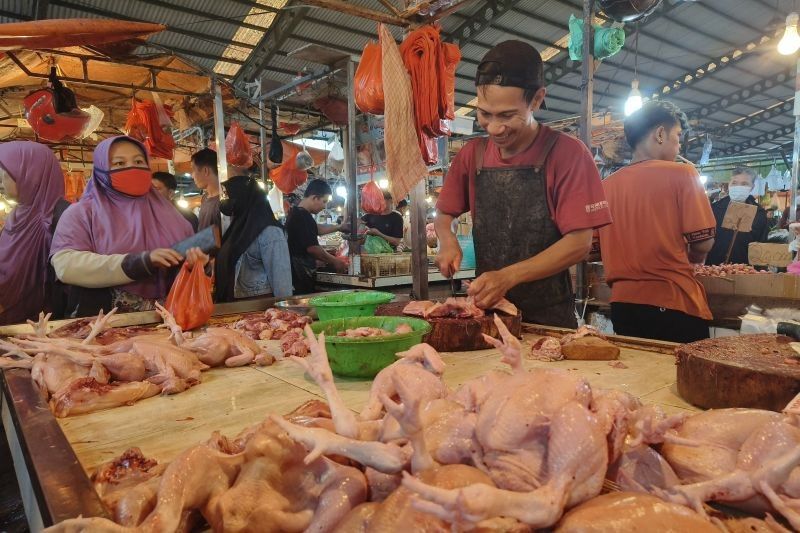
[376,0,402,17]
[300,0,409,27]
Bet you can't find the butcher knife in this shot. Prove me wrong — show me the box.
[449,277,467,297]
[777,322,800,341]
[172,225,221,257]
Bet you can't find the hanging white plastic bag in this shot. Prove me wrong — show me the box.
[268,185,284,218]
[326,139,345,173]
[766,165,783,191]
[151,91,173,129]
[79,105,104,139]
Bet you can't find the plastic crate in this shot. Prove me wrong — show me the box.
[360,253,412,278]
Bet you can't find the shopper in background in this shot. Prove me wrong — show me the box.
[362,190,404,249]
[286,179,347,294]
[191,148,221,231]
[152,171,199,231]
[50,136,205,316]
[214,174,291,302]
[595,101,715,343]
[0,141,70,325]
[706,167,769,265]
[435,40,611,327]
[780,194,800,229]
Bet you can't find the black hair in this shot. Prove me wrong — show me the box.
[396,199,408,209]
[476,83,539,105]
[152,171,177,191]
[624,100,690,151]
[304,179,332,198]
[191,148,218,175]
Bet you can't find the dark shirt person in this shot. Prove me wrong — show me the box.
[152,171,199,232]
[361,190,404,249]
[706,167,769,266]
[286,179,347,294]
[191,148,221,231]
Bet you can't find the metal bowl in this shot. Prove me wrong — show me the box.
[275,298,316,319]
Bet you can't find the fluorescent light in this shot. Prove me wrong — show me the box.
[0,200,6,211]
[425,196,433,204]
[624,79,643,116]
[699,175,709,185]
[378,178,389,189]
[6,198,16,206]
[258,180,265,190]
[184,173,191,178]
[779,13,800,55]
[336,185,347,198]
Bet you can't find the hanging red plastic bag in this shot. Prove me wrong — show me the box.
[439,42,461,120]
[124,98,175,160]
[361,179,386,214]
[314,96,348,125]
[225,121,253,168]
[165,262,213,331]
[269,143,308,194]
[355,41,384,115]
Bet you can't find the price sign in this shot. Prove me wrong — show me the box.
[748,243,793,268]
[722,201,757,232]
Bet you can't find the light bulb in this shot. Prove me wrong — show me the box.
[258,180,265,190]
[0,200,6,211]
[336,186,347,198]
[176,194,189,209]
[624,79,643,116]
[336,206,342,212]
[425,196,433,204]
[779,13,800,55]
[699,175,709,185]
[378,178,389,189]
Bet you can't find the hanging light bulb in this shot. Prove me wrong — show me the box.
[335,185,347,198]
[778,13,800,55]
[0,199,7,212]
[378,178,389,189]
[624,79,643,116]
[176,194,189,209]
[258,180,266,190]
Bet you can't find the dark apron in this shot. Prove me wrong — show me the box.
[290,255,317,295]
[472,127,577,328]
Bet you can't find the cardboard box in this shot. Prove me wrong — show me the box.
[698,273,800,299]
[748,243,793,268]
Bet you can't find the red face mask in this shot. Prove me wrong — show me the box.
[109,167,152,197]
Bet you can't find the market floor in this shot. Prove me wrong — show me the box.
[0,426,27,533]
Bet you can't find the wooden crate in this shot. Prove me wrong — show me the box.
[360,253,412,278]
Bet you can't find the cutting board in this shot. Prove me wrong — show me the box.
[676,334,800,411]
[376,301,522,352]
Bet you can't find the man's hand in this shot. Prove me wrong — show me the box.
[435,238,462,278]
[467,270,512,309]
[332,258,349,274]
[150,248,183,268]
[365,227,381,237]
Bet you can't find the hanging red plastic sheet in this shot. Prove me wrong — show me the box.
[361,179,386,215]
[439,42,461,120]
[313,96,348,125]
[354,41,384,115]
[225,121,253,168]
[269,143,308,194]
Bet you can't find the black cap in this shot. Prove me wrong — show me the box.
[475,40,545,91]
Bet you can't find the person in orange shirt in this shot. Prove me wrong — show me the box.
[595,101,716,343]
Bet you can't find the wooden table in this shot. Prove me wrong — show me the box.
[2,318,694,530]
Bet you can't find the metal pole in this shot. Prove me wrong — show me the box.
[410,180,429,300]
[212,77,229,195]
[345,58,360,271]
[258,84,268,183]
[575,0,595,315]
[790,56,800,224]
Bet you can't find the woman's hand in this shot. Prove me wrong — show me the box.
[150,248,183,268]
[185,247,210,269]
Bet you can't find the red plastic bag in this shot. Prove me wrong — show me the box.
[165,262,213,331]
[124,98,175,160]
[269,143,308,194]
[314,96,348,125]
[361,180,386,214]
[225,121,253,168]
[355,42,384,115]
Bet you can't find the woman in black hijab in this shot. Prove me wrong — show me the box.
[214,175,292,301]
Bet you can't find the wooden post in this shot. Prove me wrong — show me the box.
[345,58,360,270]
[790,56,800,223]
[410,179,429,300]
[575,0,595,313]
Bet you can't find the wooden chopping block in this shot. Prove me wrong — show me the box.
[676,334,800,411]
[561,336,620,360]
[376,301,522,352]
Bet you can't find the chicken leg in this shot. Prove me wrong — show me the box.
[27,311,52,338]
[83,308,118,345]
[291,326,358,439]
[155,303,184,345]
[482,314,523,374]
[380,375,436,473]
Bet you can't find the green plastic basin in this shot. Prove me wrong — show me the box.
[310,316,431,378]
[309,291,395,321]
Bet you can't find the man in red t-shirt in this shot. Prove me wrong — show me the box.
[435,40,611,327]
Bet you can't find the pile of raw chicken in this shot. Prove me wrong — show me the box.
[694,263,762,277]
[46,317,800,532]
[403,295,517,318]
[0,305,275,417]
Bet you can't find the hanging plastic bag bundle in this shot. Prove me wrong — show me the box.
[269,143,308,194]
[361,179,386,214]
[268,103,283,166]
[124,97,175,160]
[165,262,214,331]
[225,121,253,168]
[354,41,385,114]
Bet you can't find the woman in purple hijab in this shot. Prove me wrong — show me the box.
[51,135,195,316]
[0,141,69,325]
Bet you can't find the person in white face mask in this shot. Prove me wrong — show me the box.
[706,166,769,265]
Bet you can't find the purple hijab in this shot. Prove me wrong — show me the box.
[51,136,192,299]
[0,141,65,325]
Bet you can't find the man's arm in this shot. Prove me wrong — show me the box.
[366,227,402,247]
[687,238,714,264]
[317,223,343,236]
[468,228,593,309]
[307,245,346,273]
[434,212,462,277]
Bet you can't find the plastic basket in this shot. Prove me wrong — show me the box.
[310,316,431,377]
[309,290,394,321]
[360,253,412,278]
